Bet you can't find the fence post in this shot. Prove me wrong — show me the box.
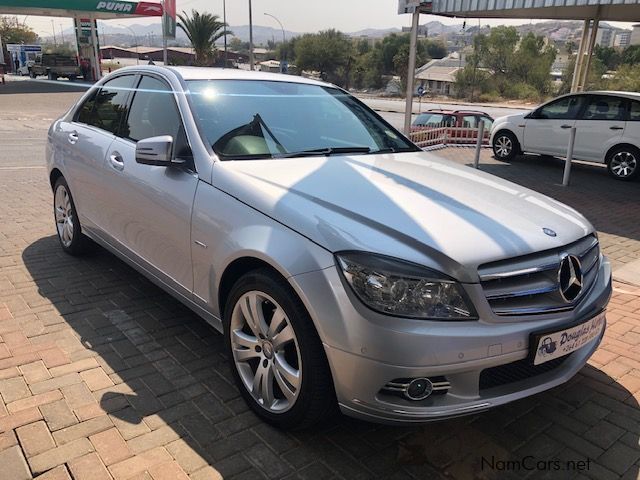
[562,127,577,186]
[473,121,485,169]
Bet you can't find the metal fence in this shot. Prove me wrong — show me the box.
[408,124,491,149]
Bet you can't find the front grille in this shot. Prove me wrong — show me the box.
[479,354,572,391]
[479,235,600,316]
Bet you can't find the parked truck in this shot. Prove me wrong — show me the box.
[29,54,81,81]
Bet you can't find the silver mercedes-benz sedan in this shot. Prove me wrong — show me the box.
[47,66,611,429]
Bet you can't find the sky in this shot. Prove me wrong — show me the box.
[16,0,637,38]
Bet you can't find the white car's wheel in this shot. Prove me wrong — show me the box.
[492,131,519,161]
[607,146,639,181]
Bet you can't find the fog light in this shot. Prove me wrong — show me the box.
[406,377,433,400]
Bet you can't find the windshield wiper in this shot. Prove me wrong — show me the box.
[276,146,371,158]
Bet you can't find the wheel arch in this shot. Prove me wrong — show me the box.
[49,168,64,190]
[492,128,522,154]
[217,256,290,319]
[604,143,640,164]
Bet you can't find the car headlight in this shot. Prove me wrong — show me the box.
[336,252,477,320]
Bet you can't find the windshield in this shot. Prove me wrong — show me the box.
[187,80,418,160]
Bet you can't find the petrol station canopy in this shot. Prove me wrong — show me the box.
[0,0,163,19]
[405,0,639,22]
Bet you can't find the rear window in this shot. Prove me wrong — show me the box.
[413,113,455,127]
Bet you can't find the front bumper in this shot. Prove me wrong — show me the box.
[290,257,612,425]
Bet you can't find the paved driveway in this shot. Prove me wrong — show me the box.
[0,81,639,480]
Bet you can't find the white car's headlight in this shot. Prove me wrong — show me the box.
[336,252,477,320]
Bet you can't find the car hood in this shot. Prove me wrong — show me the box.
[494,112,529,125]
[213,152,593,282]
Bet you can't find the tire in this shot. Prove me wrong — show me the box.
[492,131,519,161]
[224,269,335,430]
[48,71,56,81]
[607,146,640,181]
[53,177,91,255]
[29,70,36,79]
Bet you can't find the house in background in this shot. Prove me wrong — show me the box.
[415,53,466,97]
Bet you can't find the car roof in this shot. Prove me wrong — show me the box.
[583,90,640,100]
[109,65,334,88]
[422,109,492,116]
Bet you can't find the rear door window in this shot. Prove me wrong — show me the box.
[414,113,455,127]
[76,75,136,135]
[579,95,626,121]
[629,101,640,121]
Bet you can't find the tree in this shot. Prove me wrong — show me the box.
[594,45,620,70]
[606,64,640,91]
[1,17,38,64]
[294,30,352,85]
[422,39,447,60]
[510,33,556,96]
[229,37,250,53]
[621,45,640,66]
[177,10,230,66]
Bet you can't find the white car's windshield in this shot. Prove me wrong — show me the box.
[187,80,418,160]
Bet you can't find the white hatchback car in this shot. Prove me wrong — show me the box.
[491,91,640,181]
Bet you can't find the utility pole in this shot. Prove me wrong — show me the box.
[59,24,65,45]
[223,0,228,67]
[249,0,254,70]
[52,20,57,46]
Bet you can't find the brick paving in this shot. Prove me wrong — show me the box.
[0,83,639,479]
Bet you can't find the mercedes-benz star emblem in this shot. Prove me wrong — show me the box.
[558,254,583,303]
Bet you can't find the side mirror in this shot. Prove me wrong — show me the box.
[136,135,179,166]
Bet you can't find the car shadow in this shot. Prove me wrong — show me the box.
[0,79,90,95]
[22,235,639,479]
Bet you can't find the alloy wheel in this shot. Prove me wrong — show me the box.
[55,185,74,247]
[609,151,637,178]
[495,136,512,158]
[230,291,302,413]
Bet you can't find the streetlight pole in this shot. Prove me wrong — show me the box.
[161,0,168,65]
[264,12,285,73]
[223,0,228,67]
[248,0,254,70]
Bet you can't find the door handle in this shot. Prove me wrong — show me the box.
[560,124,573,129]
[610,126,624,130]
[109,152,124,171]
[68,132,79,144]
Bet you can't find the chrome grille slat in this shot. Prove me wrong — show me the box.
[486,283,560,301]
[479,262,558,282]
[479,235,600,316]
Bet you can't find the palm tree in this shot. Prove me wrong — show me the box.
[177,10,231,66]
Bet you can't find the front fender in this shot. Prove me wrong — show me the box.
[191,181,334,319]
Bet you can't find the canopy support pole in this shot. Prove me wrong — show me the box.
[571,19,590,93]
[579,12,600,91]
[403,9,420,136]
